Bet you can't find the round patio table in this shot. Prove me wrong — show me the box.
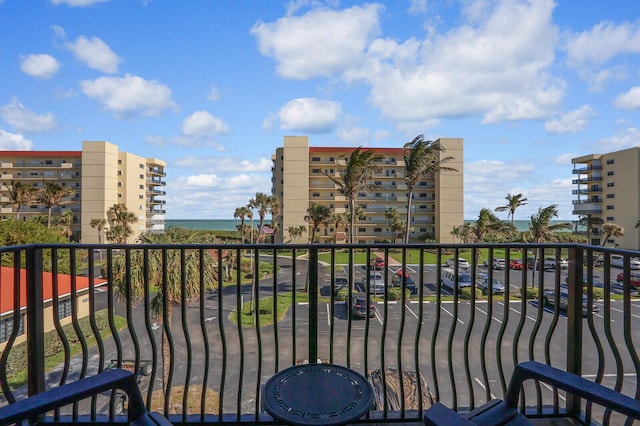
[262,363,374,426]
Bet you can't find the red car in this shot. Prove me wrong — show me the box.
[373,258,385,269]
[509,259,524,270]
[617,273,640,288]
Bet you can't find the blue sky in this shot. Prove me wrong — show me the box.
[1,0,640,221]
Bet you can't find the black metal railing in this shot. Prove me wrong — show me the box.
[0,243,639,424]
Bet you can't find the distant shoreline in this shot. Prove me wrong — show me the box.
[167,219,577,233]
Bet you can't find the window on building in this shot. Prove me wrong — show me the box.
[606,216,614,221]
[312,192,320,197]
[329,204,334,209]
[311,157,320,162]
[0,315,24,343]
[375,193,382,198]
[139,185,144,190]
[606,159,614,165]
[139,174,144,179]
[607,171,614,176]
[57,299,72,319]
[607,182,615,187]
[118,182,122,187]
[117,171,122,176]
[311,168,321,174]
[358,228,365,233]
[374,228,382,232]
[140,163,144,168]
[139,195,144,199]
[419,205,427,209]
[329,157,334,162]
[118,159,122,164]
[118,193,122,198]
[606,205,614,210]
[607,194,615,198]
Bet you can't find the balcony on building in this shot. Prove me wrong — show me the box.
[2,242,640,425]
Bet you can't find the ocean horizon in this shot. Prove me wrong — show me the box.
[167,219,578,233]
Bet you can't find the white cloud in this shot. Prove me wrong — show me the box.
[66,35,120,73]
[554,153,579,165]
[50,0,109,6]
[166,172,271,219]
[252,4,382,79]
[0,129,34,150]
[408,0,427,15]
[80,74,177,119]
[544,105,595,134]
[254,0,563,126]
[173,156,272,173]
[20,54,60,79]
[614,86,640,110]
[278,98,342,133]
[565,20,640,69]
[596,127,640,152]
[207,85,220,101]
[181,111,229,137]
[0,98,57,134]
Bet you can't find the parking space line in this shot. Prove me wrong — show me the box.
[498,302,538,322]
[473,305,503,324]
[540,382,566,402]
[326,303,331,326]
[610,306,640,320]
[441,306,464,324]
[405,303,420,320]
[473,377,496,400]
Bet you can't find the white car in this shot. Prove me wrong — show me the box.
[610,255,640,270]
[445,258,470,269]
[367,272,386,295]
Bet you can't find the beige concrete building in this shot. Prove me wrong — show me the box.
[0,141,166,243]
[272,136,464,244]
[572,147,640,249]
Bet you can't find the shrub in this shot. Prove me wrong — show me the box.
[387,287,407,300]
[520,287,539,299]
[460,287,483,299]
[335,288,349,301]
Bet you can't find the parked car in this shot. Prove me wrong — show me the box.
[445,258,470,269]
[367,272,386,295]
[509,259,524,270]
[616,272,640,288]
[610,255,640,270]
[476,273,505,295]
[441,268,472,293]
[320,276,349,297]
[391,271,418,295]
[482,258,505,270]
[350,293,376,319]
[565,274,605,288]
[542,289,599,316]
[528,257,563,270]
[104,359,152,414]
[373,257,385,269]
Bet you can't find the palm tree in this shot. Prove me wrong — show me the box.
[463,208,515,243]
[385,207,405,243]
[105,203,138,243]
[325,148,383,244]
[601,223,624,247]
[526,204,572,287]
[59,210,75,242]
[578,214,604,245]
[329,212,348,243]
[287,225,306,243]
[403,135,456,243]
[37,181,74,228]
[90,218,108,260]
[249,192,278,243]
[495,193,528,227]
[7,180,38,220]
[304,203,332,243]
[234,206,253,244]
[110,229,217,389]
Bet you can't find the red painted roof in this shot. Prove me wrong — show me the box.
[0,267,106,315]
[309,147,403,154]
[0,151,82,157]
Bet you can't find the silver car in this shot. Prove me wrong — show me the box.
[543,289,599,316]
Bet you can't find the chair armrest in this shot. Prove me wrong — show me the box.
[505,361,640,420]
[0,369,165,425]
[423,402,475,425]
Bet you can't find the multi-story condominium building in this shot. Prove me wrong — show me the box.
[572,147,639,249]
[0,141,166,243]
[271,136,464,244]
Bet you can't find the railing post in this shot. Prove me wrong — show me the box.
[308,247,318,364]
[566,246,583,416]
[26,246,45,397]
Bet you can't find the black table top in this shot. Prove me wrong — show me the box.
[262,363,374,426]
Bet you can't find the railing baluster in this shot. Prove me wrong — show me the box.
[26,246,45,398]
[566,246,584,417]
[180,248,192,423]
[308,247,318,364]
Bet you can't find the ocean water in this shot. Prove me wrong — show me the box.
[168,219,578,232]
[465,219,579,233]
